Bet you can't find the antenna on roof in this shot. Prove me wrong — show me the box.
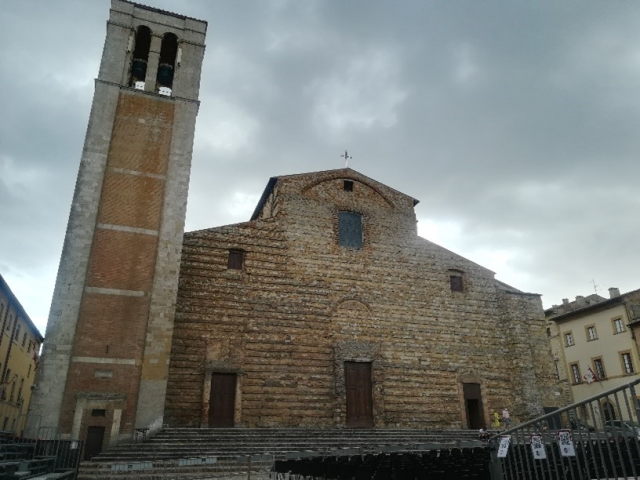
[591,279,599,295]
[340,150,352,168]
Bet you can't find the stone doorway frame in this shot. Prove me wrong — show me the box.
[201,362,243,428]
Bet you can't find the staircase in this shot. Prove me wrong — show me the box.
[77,428,483,479]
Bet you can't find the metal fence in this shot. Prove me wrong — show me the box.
[1,425,84,479]
[489,377,640,480]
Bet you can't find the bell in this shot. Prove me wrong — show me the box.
[131,59,147,81]
[157,63,174,87]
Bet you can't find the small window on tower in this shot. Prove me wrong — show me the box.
[129,25,152,88]
[227,249,245,270]
[157,33,179,95]
[91,409,106,417]
[343,180,353,192]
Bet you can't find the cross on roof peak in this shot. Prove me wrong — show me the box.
[340,150,352,168]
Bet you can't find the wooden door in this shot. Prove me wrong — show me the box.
[345,362,373,427]
[209,373,236,427]
[84,426,105,460]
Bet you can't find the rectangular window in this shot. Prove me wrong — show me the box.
[21,332,26,347]
[621,352,634,374]
[450,276,463,292]
[338,212,363,249]
[6,315,12,331]
[612,318,625,334]
[586,325,597,341]
[570,363,581,384]
[14,324,20,341]
[564,332,574,347]
[227,249,244,270]
[593,358,606,379]
[343,180,353,192]
[91,409,106,417]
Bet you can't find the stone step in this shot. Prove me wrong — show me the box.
[77,428,484,479]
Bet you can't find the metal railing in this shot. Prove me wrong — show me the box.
[0,425,84,479]
[490,377,640,480]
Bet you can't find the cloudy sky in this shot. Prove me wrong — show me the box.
[1,0,639,333]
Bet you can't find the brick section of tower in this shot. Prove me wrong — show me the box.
[58,92,172,435]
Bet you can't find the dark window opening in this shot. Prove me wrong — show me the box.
[157,33,178,92]
[450,275,463,292]
[338,212,363,249]
[343,180,353,192]
[130,25,151,87]
[91,409,106,417]
[228,250,245,270]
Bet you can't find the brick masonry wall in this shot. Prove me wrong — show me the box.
[165,169,561,428]
[59,91,172,435]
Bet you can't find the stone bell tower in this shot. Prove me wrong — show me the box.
[30,0,206,448]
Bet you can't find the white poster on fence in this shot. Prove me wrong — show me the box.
[497,436,511,458]
[530,434,546,460]
[557,430,576,457]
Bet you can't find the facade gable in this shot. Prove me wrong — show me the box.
[166,168,560,429]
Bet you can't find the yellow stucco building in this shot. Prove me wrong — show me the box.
[0,274,43,435]
[546,287,640,427]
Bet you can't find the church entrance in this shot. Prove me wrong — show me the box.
[209,373,236,427]
[463,383,485,429]
[345,362,373,427]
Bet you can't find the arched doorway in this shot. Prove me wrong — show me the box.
[602,400,616,422]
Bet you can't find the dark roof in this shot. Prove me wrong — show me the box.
[547,289,640,323]
[0,274,44,342]
[250,168,420,221]
[251,176,278,221]
[125,0,208,25]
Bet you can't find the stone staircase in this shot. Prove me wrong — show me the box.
[77,428,484,479]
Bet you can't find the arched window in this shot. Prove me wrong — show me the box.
[156,33,178,94]
[602,400,616,422]
[130,25,151,87]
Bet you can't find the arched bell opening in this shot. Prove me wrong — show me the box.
[129,25,151,88]
[157,33,178,95]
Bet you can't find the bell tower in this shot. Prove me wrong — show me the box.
[30,0,206,446]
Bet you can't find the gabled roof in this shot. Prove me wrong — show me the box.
[250,168,419,220]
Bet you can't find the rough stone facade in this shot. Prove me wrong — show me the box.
[165,169,561,429]
[30,0,206,445]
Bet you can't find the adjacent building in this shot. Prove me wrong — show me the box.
[0,274,43,435]
[546,288,640,425]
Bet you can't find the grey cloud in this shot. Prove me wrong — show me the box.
[2,0,640,331]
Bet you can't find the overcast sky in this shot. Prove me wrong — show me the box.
[1,0,639,334]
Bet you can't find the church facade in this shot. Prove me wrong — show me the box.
[31,0,560,454]
[164,168,560,429]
